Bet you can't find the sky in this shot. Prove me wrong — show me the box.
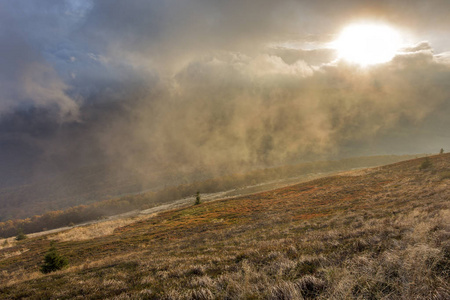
[1,0,449,187]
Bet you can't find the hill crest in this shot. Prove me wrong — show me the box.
[0,154,449,299]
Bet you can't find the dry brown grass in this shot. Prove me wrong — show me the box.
[50,216,149,242]
[0,154,449,299]
[0,248,29,260]
[0,237,16,250]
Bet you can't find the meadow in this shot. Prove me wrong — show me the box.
[0,155,419,238]
[0,154,448,299]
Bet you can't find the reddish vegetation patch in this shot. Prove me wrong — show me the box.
[111,166,406,239]
[57,154,448,251]
[293,213,329,221]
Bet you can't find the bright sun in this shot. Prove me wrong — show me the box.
[335,23,403,66]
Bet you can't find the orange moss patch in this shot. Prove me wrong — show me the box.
[293,213,329,221]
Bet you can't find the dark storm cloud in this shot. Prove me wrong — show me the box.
[0,1,81,120]
[76,0,450,72]
[0,0,449,190]
[2,0,450,105]
[78,0,299,73]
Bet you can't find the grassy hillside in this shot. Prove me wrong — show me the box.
[0,154,449,299]
[0,155,422,240]
[0,154,419,222]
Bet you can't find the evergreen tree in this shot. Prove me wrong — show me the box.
[420,157,432,170]
[195,191,201,205]
[15,228,27,241]
[40,243,69,273]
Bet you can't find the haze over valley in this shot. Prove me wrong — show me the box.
[1,2,450,220]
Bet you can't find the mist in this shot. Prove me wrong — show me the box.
[1,0,450,220]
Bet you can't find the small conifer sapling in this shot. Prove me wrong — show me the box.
[420,157,432,170]
[195,191,201,205]
[15,228,27,241]
[40,243,69,273]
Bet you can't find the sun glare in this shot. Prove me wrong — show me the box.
[335,23,402,66]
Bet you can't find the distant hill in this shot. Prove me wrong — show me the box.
[0,154,420,222]
[0,153,448,298]
[0,154,422,237]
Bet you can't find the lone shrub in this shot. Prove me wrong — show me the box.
[41,243,69,273]
[419,157,432,170]
[195,191,201,205]
[15,228,27,241]
[440,148,444,154]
